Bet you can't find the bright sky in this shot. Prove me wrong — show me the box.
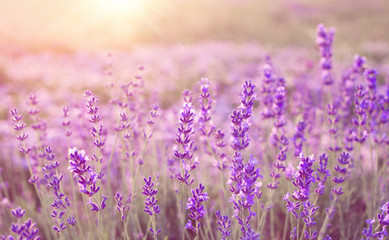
[0,0,167,50]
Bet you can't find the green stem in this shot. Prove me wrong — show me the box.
[317,195,338,240]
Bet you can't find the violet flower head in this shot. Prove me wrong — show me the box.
[62,106,72,137]
[365,68,378,97]
[213,129,228,171]
[327,103,341,152]
[231,109,250,151]
[186,183,209,233]
[216,210,231,240]
[142,177,160,216]
[260,64,276,119]
[241,80,256,120]
[353,85,368,143]
[302,200,319,240]
[317,24,335,85]
[10,108,31,155]
[9,208,40,240]
[68,147,105,212]
[230,155,262,238]
[314,153,330,196]
[115,192,128,221]
[292,153,316,202]
[11,208,25,219]
[242,230,260,240]
[175,90,196,185]
[198,77,215,137]
[378,201,389,227]
[331,152,351,196]
[293,121,307,157]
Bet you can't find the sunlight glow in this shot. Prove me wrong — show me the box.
[94,0,144,18]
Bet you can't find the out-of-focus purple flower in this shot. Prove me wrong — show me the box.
[198,78,215,137]
[242,229,260,240]
[186,183,209,233]
[43,146,76,233]
[241,80,256,120]
[292,153,316,202]
[378,201,389,226]
[315,153,331,196]
[327,103,341,152]
[213,129,228,171]
[9,208,40,240]
[293,121,307,157]
[62,106,72,137]
[317,24,335,85]
[142,177,160,216]
[302,200,319,239]
[260,64,276,119]
[230,155,262,238]
[11,208,25,219]
[115,192,128,221]
[361,216,388,240]
[353,85,368,143]
[68,147,104,212]
[216,210,231,240]
[331,152,351,196]
[175,90,196,186]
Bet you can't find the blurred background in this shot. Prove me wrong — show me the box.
[1,0,389,111]
[0,0,388,53]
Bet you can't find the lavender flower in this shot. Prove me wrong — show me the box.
[293,121,307,157]
[353,85,368,143]
[216,210,231,240]
[68,147,105,212]
[142,177,161,239]
[260,64,276,119]
[186,183,209,234]
[198,77,214,137]
[314,153,330,196]
[331,152,351,196]
[175,90,197,186]
[317,24,335,85]
[302,200,319,240]
[327,103,341,152]
[9,208,40,240]
[115,192,128,221]
[43,147,76,233]
[231,155,262,238]
[292,153,316,202]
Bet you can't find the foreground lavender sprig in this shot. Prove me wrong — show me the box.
[43,147,76,234]
[175,90,197,186]
[68,147,106,210]
[142,177,161,239]
[229,80,263,238]
[362,201,389,240]
[284,153,316,240]
[318,152,351,240]
[198,77,214,137]
[317,24,335,86]
[8,207,40,240]
[186,183,209,239]
[216,210,231,240]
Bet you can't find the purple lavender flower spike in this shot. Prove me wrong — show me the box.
[216,210,231,240]
[317,24,335,85]
[186,183,209,234]
[142,176,161,239]
[198,77,215,137]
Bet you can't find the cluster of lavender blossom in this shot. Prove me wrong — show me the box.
[0,24,388,240]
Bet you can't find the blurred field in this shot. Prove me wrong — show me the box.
[0,0,388,53]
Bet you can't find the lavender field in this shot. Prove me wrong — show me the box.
[1,0,389,240]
